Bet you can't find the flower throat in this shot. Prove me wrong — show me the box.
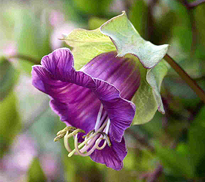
[54,104,111,157]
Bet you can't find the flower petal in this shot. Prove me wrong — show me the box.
[41,48,74,81]
[32,48,99,133]
[90,137,127,170]
[81,52,140,100]
[93,80,135,142]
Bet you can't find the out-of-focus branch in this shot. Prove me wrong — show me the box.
[194,75,205,81]
[188,9,197,56]
[126,129,155,152]
[8,54,40,64]
[183,0,205,9]
[179,0,199,56]
[147,164,163,182]
[21,99,50,133]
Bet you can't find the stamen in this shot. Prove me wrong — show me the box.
[94,104,104,131]
[57,126,76,135]
[96,132,111,147]
[54,126,76,142]
[95,111,107,131]
[56,113,112,157]
[63,129,85,154]
[84,130,95,146]
[66,129,85,139]
[95,137,107,150]
[74,134,98,157]
[79,134,99,153]
[64,131,72,152]
[83,130,95,139]
[68,121,108,157]
[105,119,110,134]
[104,135,111,147]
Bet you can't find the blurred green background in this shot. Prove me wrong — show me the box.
[1,0,205,181]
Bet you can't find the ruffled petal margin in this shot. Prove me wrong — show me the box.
[32,48,98,133]
[90,137,127,170]
[94,79,135,142]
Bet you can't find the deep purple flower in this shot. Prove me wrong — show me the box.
[32,48,140,170]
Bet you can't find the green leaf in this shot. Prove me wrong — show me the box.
[27,157,47,182]
[88,17,108,30]
[64,28,116,70]
[151,11,177,44]
[72,0,112,16]
[129,0,148,38]
[188,106,205,176]
[0,57,18,100]
[0,92,21,158]
[173,26,192,53]
[14,9,51,73]
[62,146,102,182]
[194,4,205,59]
[101,12,169,124]
[155,142,195,178]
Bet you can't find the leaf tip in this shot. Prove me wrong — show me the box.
[100,11,127,32]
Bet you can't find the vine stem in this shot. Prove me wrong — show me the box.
[164,54,205,103]
[187,0,205,9]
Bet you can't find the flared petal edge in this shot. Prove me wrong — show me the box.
[93,79,136,142]
[90,137,127,170]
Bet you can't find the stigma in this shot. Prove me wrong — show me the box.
[54,104,111,157]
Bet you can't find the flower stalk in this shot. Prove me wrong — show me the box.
[164,54,205,103]
[8,54,39,64]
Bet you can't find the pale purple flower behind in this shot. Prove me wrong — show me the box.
[49,10,77,50]
[0,134,37,182]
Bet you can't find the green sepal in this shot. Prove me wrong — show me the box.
[100,12,168,124]
[63,28,115,70]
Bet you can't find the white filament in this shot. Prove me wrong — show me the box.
[94,104,103,131]
[64,131,73,152]
[74,134,98,156]
[105,119,110,134]
[68,121,108,157]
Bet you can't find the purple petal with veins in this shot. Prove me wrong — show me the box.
[31,48,140,170]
